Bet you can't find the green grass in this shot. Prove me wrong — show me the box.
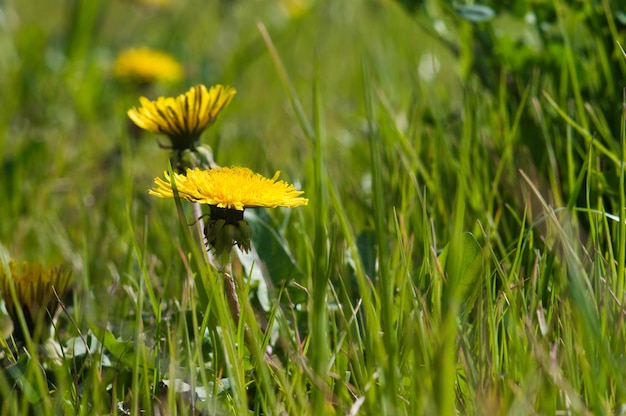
[1,0,626,414]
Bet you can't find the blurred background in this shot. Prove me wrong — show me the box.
[0,0,453,282]
[2,0,625,308]
[2,0,625,300]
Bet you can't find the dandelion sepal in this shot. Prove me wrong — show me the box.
[171,145,215,172]
[203,206,254,255]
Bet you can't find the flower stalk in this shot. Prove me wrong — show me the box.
[152,166,307,356]
[130,83,307,363]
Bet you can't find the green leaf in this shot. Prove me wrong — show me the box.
[454,4,495,23]
[88,323,154,371]
[438,232,483,303]
[246,209,303,285]
[64,331,113,367]
[3,355,46,403]
[356,230,377,280]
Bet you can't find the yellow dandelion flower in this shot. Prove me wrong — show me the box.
[113,47,183,83]
[150,167,307,254]
[0,261,72,341]
[128,84,236,150]
[150,166,308,210]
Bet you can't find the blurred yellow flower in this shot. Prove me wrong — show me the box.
[0,261,72,340]
[128,84,236,150]
[113,47,183,83]
[150,166,308,210]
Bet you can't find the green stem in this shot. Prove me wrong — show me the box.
[192,203,244,327]
[617,97,626,301]
[363,63,398,412]
[215,250,242,327]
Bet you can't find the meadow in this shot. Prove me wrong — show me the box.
[1,0,626,414]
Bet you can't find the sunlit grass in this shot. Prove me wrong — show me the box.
[1,0,626,414]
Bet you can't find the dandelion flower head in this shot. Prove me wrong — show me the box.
[0,261,72,335]
[149,166,308,210]
[128,84,236,150]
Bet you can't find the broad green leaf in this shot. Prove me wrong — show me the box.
[2,355,47,403]
[246,209,303,285]
[88,323,154,371]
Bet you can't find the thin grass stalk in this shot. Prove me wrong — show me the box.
[64,0,103,63]
[489,80,531,210]
[205,271,248,413]
[168,170,248,411]
[309,55,332,413]
[130,252,146,415]
[522,170,626,409]
[185,159,286,411]
[237,275,280,413]
[617,92,626,301]
[192,149,277,363]
[554,0,589,132]
[257,21,331,410]
[327,181,383,408]
[362,63,398,412]
[184,285,201,414]
[186,214,282,413]
[2,268,53,413]
[0,347,15,410]
[256,22,315,143]
[542,92,619,166]
[436,178,468,415]
[175,198,209,309]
